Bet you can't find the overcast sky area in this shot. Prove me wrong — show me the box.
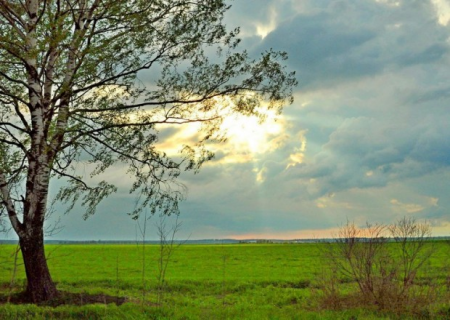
[9,0,449,241]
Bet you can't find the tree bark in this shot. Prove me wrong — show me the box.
[19,231,58,303]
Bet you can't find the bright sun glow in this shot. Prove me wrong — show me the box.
[154,93,287,165]
[156,111,285,166]
[220,110,283,155]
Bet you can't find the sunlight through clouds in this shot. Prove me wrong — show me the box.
[220,110,284,156]
[255,7,278,39]
[287,130,308,168]
[155,100,288,166]
[431,0,450,25]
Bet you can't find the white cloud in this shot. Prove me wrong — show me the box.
[255,6,278,39]
[431,0,450,25]
[390,199,425,213]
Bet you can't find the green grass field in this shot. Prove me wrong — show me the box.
[0,242,448,319]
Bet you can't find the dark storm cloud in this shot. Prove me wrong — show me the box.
[287,109,450,199]
[254,0,449,89]
[409,118,450,166]
[259,13,377,87]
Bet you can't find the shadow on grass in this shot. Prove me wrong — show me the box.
[0,290,127,307]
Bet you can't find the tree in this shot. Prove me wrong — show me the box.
[0,0,296,303]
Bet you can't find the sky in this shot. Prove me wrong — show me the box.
[11,0,450,241]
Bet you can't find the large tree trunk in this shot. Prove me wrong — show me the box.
[19,231,58,303]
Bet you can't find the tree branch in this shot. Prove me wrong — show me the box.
[0,170,24,237]
[51,167,91,191]
[71,87,250,114]
[0,0,27,39]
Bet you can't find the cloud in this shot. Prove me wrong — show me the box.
[409,118,450,166]
[254,0,449,89]
[224,0,301,38]
[390,198,425,213]
[286,110,450,198]
[287,130,308,167]
[431,0,450,25]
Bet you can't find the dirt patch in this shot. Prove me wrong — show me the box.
[0,291,127,307]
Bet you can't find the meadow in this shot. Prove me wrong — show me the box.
[0,242,448,319]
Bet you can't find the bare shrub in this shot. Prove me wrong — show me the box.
[135,212,184,307]
[320,217,437,314]
[315,266,343,310]
[136,210,152,305]
[155,214,183,305]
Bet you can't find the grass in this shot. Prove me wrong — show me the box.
[0,242,448,319]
